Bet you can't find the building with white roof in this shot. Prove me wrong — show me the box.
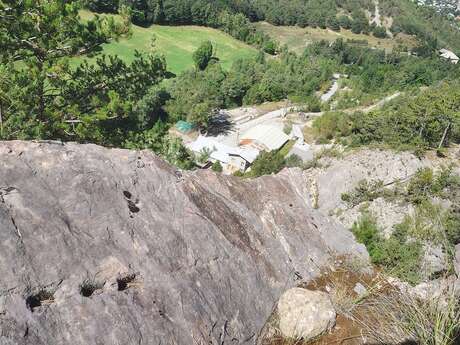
[239,125,290,152]
[186,136,259,174]
[439,48,459,64]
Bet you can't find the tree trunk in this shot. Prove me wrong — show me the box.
[38,77,45,122]
[438,122,451,149]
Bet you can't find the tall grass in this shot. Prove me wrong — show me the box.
[356,284,460,345]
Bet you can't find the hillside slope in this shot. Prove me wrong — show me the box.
[0,141,367,345]
[86,0,460,52]
[78,10,258,74]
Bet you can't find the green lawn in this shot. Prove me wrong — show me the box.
[78,10,258,74]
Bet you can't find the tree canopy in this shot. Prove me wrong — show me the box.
[193,41,214,71]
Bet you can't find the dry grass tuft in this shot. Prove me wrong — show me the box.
[356,284,460,345]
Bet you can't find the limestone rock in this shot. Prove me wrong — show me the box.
[0,141,368,345]
[304,148,428,213]
[277,288,336,340]
[335,197,413,238]
[455,244,460,277]
[422,244,449,278]
[353,282,367,297]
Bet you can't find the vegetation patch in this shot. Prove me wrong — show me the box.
[324,82,460,153]
[117,273,140,291]
[352,212,423,285]
[255,21,416,54]
[26,289,55,312]
[342,166,460,208]
[79,278,104,298]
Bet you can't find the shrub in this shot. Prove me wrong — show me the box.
[285,154,303,168]
[328,16,341,31]
[211,161,223,172]
[352,213,422,285]
[372,237,422,285]
[248,150,285,177]
[79,279,104,297]
[338,15,352,29]
[193,41,214,70]
[283,121,292,135]
[341,179,385,207]
[351,213,382,255]
[312,111,352,142]
[263,40,277,55]
[406,166,460,205]
[406,167,435,204]
[372,26,387,38]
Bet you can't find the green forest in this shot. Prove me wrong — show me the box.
[1,0,460,169]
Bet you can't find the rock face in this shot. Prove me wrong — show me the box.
[0,141,368,345]
[455,244,460,276]
[277,288,336,340]
[304,149,428,216]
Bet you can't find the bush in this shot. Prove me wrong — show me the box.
[372,26,387,38]
[211,161,223,172]
[301,95,322,112]
[352,213,422,285]
[312,111,352,142]
[406,168,434,204]
[263,40,277,55]
[79,279,104,297]
[352,213,382,255]
[341,179,385,207]
[248,150,285,177]
[193,41,214,70]
[328,16,341,31]
[406,167,460,205]
[285,154,303,168]
[283,121,292,135]
[338,15,352,29]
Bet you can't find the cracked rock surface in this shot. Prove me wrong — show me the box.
[0,141,367,345]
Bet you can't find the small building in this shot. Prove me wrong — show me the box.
[175,120,195,134]
[439,48,459,64]
[186,136,259,174]
[168,120,197,144]
[239,125,290,152]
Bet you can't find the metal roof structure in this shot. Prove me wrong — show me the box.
[175,120,195,133]
[240,125,290,151]
[187,136,259,164]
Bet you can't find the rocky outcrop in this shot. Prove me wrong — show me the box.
[455,244,460,276]
[304,149,428,220]
[0,141,368,345]
[277,288,336,340]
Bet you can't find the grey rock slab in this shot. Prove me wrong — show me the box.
[0,141,368,345]
[455,244,460,277]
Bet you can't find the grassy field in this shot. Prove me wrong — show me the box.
[78,10,258,74]
[254,21,417,54]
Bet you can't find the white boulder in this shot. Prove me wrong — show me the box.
[277,288,336,340]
